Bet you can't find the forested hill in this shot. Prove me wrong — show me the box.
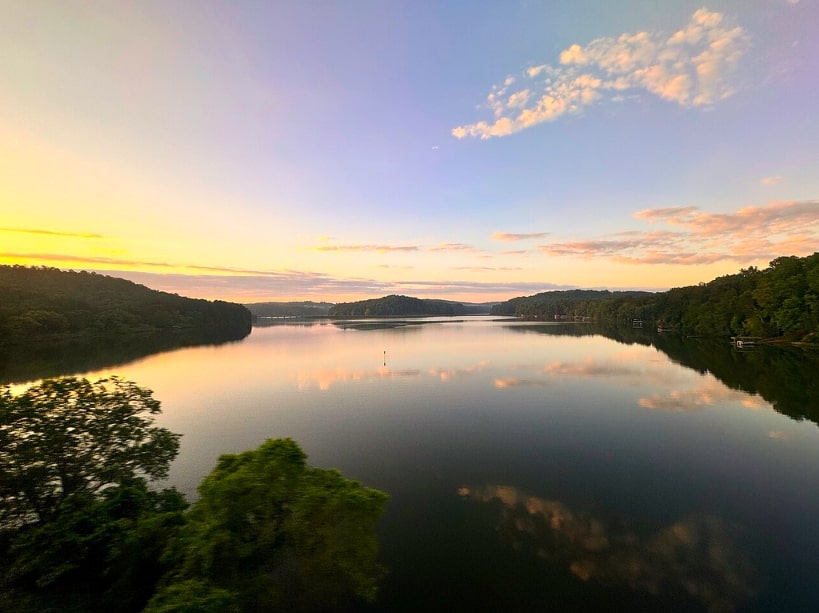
[490,254,819,343]
[245,301,334,318]
[491,289,652,318]
[329,295,466,317]
[0,266,252,345]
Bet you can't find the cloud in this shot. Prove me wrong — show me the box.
[312,244,420,253]
[760,175,783,186]
[0,257,575,301]
[452,9,749,139]
[492,232,549,242]
[429,242,476,252]
[499,249,529,256]
[537,200,819,266]
[0,227,106,239]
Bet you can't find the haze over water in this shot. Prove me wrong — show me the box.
[57,317,819,611]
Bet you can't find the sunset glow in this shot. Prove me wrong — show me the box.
[2,1,817,303]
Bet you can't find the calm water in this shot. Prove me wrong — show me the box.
[16,318,819,611]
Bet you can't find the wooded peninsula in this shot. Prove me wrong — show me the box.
[492,254,819,344]
[0,266,252,346]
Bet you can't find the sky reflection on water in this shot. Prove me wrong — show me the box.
[69,318,819,610]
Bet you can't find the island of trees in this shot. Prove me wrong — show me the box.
[329,295,468,317]
[245,301,334,319]
[0,377,388,612]
[491,254,819,343]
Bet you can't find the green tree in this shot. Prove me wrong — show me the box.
[0,377,180,527]
[0,377,184,612]
[1,482,187,613]
[150,438,389,612]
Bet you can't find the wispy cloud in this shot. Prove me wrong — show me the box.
[453,8,749,139]
[0,227,106,239]
[492,232,549,242]
[760,175,783,186]
[312,244,420,253]
[429,242,476,252]
[538,200,819,265]
[454,266,523,272]
[0,256,574,301]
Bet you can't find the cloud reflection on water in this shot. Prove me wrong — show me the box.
[459,484,758,613]
[295,366,421,391]
[638,378,769,413]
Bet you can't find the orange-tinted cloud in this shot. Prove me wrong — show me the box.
[312,244,420,253]
[429,242,474,251]
[0,227,106,239]
[538,200,819,265]
[492,232,549,242]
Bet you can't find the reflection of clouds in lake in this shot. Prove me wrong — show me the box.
[428,360,488,381]
[494,377,550,389]
[638,378,768,413]
[295,366,420,390]
[767,430,791,440]
[543,357,639,378]
[495,352,683,390]
[460,484,758,612]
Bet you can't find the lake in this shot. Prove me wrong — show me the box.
[11,317,819,611]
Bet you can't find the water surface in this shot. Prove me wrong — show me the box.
[20,318,819,611]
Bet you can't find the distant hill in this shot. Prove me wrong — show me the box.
[490,254,819,343]
[329,295,467,317]
[490,289,651,317]
[0,266,252,346]
[245,301,334,318]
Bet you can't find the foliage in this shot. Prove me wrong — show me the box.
[0,377,180,527]
[329,294,466,317]
[0,482,187,613]
[1,378,389,612]
[245,301,334,319]
[0,265,252,347]
[150,438,389,612]
[491,253,819,342]
[0,377,184,612]
[490,289,651,318]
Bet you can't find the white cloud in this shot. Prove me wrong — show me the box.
[453,9,750,139]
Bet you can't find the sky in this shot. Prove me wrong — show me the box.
[1,0,818,303]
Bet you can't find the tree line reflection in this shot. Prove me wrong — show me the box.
[505,323,819,426]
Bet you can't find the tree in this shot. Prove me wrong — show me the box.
[0,482,187,613]
[0,377,180,527]
[149,438,389,612]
